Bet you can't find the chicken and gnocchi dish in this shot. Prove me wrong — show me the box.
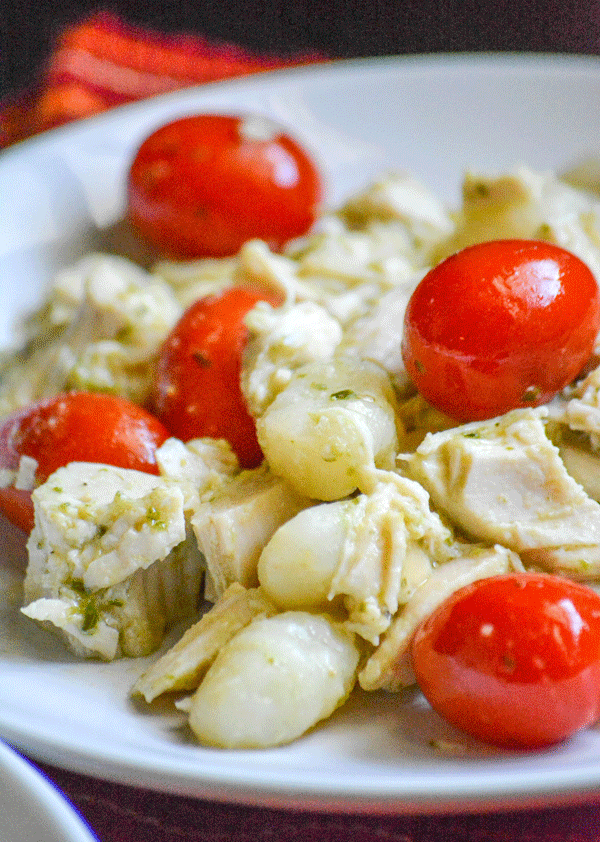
[3,113,600,750]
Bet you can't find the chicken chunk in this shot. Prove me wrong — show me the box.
[21,462,200,659]
[0,254,182,414]
[191,464,311,601]
[405,408,600,574]
[359,544,522,691]
[132,583,278,702]
[435,166,600,281]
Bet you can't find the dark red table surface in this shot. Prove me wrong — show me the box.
[31,760,600,842]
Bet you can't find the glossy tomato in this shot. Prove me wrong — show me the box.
[127,113,322,258]
[411,573,600,748]
[152,286,280,469]
[0,392,170,532]
[401,239,600,420]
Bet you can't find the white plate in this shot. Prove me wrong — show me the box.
[0,740,97,842]
[2,53,600,815]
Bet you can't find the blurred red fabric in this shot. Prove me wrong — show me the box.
[0,10,326,147]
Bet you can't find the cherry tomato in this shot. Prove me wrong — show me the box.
[152,286,280,469]
[127,113,322,258]
[401,239,600,421]
[0,392,170,532]
[411,573,600,748]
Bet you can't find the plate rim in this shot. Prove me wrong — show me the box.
[3,49,600,160]
[0,739,98,841]
[3,714,600,815]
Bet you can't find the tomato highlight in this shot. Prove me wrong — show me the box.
[402,239,600,420]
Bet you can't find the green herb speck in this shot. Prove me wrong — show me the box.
[330,389,357,401]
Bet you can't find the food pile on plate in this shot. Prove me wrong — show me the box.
[4,115,600,750]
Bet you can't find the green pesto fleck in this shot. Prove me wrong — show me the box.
[81,599,100,632]
[146,506,167,530]
[330,389,357,401]
[116,324,134,342]
[537,222,552,239]
[472,182,490,198]
[67,579,86,596]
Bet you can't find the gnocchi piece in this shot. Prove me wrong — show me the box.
[257,501,350,612]
[256,355,399,500]
[257,474,454,643]
[187,611,360,748]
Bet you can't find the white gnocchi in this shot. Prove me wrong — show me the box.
[256,355,399,500]
[186,611,360,748]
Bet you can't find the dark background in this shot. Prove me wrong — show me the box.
[2,0,600,100]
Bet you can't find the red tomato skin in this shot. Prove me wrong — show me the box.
[0,487,36,533]
[401,240,600,421]
[127,114,322,258]
[411,573,600,748]
[152,286,280,469]
[0,392,170,532]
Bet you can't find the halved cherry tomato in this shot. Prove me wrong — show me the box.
[401,239,600,421]
[127,113,322,258]
[0,392,170,532]
[152,286,280,469]
[411,573,600,748]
